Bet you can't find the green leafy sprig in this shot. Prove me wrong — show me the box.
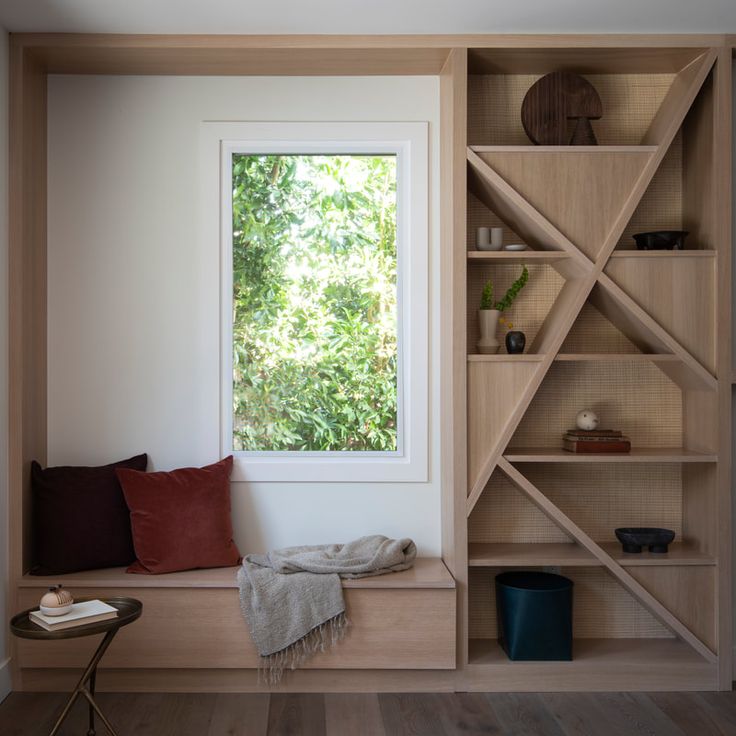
[479,265,529,311]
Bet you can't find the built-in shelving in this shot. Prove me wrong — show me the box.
[451,38,729,692]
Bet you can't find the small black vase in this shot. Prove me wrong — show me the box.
[505,331,526,354]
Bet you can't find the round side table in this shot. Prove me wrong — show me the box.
[10,596,142,736]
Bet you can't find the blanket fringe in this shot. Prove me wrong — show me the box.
[258,611,349,685]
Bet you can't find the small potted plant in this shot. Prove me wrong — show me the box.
[477,266,529,354]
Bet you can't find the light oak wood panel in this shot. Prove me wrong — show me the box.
[592,275,717,391]
[496,458,717,662]
[467,251,572,264]
[468,542,596,566]
[710,48,733,688]
[604,255,716,373]
[609,250,715,258]
[504,448,717,463]
[464,639,716,692]
[16,587,456,671]
[474,150,653,261]
[628,567,716,651]
[16,668,457,694]
[682,464,718,558]
[439,47,468,671]
[18,557,454,590]
[467,362,539,491]
[467,45,716,75]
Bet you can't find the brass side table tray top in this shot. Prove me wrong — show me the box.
[10,596,142,736]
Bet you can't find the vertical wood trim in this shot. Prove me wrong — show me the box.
[439,47,467,670]
[8,40,47,687]
[711,48,732,689]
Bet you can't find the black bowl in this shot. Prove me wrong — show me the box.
[615,527,675,554]
[632,231,688,250]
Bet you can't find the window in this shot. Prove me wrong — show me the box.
[202,122,428,482]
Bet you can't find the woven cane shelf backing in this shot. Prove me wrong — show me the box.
[561,302,643,353]
[468,566,671,639]
[616,131,683,250]
[510,361,682,448]
[467,263,565,352]
[468,73,675,147]
[469,465,682,544]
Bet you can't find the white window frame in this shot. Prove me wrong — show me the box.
[201,121,428,483]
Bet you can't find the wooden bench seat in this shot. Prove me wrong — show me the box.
[15,558,456,674]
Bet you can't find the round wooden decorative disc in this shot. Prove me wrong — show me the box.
[521,72,602,145]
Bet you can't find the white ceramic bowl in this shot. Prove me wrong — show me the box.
[503,243,527,251]
[40,603,73,617]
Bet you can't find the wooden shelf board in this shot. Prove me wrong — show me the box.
[467,542,714,567]
[467,637,706,668]
[467,354,544,363]
[467,250,570,263]
[503,448,718,463]
[609,250,715,258]
[554,353,679,362]
[470,145,659,154]
[598,542,715,566]
[468,542,597,567]
[18,557,455,590]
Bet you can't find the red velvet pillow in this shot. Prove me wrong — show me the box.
[116,456,240,574]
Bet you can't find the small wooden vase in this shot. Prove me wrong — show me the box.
[40,585,74,616]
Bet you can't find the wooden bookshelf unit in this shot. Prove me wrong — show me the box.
[441,42,732,691]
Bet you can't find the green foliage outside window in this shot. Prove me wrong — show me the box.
[231,154,398,452]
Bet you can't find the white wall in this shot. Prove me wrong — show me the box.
[46,75,441,555]
[0,25,10,702]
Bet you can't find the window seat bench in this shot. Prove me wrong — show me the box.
[15,558,456,682]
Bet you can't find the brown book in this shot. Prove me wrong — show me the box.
[565,429,623,438]
[563,438,631,453]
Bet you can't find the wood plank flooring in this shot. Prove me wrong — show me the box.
[2,690,736,735]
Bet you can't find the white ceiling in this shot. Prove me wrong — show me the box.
[0,0,735,35]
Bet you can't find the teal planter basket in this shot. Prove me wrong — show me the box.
[495,571,573,661]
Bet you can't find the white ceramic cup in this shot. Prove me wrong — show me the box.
[476,227,491,249]
[490,227,504,250]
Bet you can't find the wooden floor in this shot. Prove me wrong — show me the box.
[2,690,736,735]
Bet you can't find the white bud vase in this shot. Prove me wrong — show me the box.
[477,309,501,354]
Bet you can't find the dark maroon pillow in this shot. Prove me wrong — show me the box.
[117,456,240,575]
[31,453,148,575]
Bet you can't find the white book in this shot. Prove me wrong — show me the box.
[29,599,118,631]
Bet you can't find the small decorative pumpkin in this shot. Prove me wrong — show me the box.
[576,409,599,431]
[40,585,74,616]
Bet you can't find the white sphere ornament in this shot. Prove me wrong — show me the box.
[576,409,599,431]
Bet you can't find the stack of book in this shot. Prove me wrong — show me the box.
[30,599,118,632]
[562,429,631,454]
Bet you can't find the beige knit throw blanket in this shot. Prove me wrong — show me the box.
[237,535,417,683]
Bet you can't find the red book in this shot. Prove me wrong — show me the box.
[562,438,631,453]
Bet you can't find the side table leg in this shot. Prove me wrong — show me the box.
[87,667,97,736]
[48,628,119,736]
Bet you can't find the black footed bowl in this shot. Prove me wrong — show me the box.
[632,230,688,250]
[615,527,675,554]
